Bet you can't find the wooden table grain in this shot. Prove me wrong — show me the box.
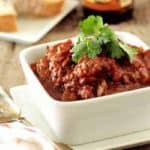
[0,0,150,149]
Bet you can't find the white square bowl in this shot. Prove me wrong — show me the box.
[19,32,150,145]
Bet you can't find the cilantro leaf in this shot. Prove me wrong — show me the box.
[87,38,102,58]
[72,36,102,62]
[119,42,138,62]
[79,15,104,35]
[72,42,87,63]
[107,41,125,59]
[100,25,116,43]
[72,15,137,63]
[100,25,125,59]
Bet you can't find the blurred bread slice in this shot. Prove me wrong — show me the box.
[0,1,17,32]
[13,0,64,17]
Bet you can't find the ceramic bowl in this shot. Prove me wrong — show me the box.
[19,32,150,145]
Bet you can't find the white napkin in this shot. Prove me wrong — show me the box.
[0,87,20,123]
[0,122,55,150]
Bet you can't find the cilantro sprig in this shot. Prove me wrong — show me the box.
[72,15,137,63]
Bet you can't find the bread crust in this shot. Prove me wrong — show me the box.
[0,1,17,32]
[0,15,17,32]
[35,0,64,17]
[13,0,64,17]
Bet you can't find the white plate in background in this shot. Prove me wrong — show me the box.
[0,0,79,45]
[10,85,150,150]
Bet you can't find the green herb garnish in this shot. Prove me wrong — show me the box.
[72,15,137,63]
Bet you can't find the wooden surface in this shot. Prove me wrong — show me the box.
[0,0,150,149]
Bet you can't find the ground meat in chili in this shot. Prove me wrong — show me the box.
[31,40,150,101]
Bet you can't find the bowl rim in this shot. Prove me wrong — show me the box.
[20,31,150,106]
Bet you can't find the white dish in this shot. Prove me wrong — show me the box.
[0,0,79,44]
[10,85,150,150]
[19,32,150,145]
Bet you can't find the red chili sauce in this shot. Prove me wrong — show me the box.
[31,40,150,101]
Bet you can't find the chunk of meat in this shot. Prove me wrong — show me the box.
[73,56,122,81]
[143,50,150,70]
[97,80,108,96]
[35,56,50,81]
[79,85,95,99]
